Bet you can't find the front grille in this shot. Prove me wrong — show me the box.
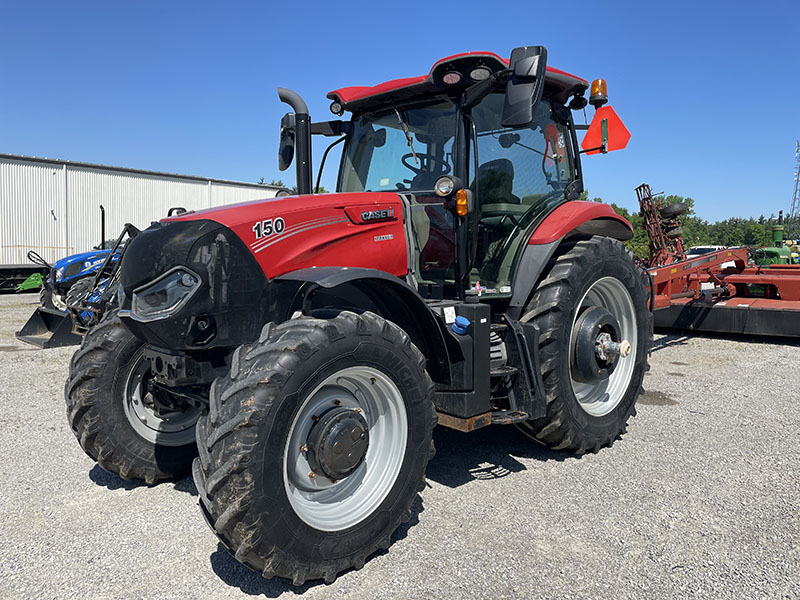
[64,262,83,279]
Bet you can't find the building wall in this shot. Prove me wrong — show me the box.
[0,155,277,265]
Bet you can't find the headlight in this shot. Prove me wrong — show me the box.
[130,267,201,322]
[434,175,456,197]
[55,267,64,282]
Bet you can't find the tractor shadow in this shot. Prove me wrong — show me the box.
[208,497,425,596]
[88,464,198,496]
[650,331,692,352]
[425,425,569,489]
[207,427,570,595]
[653,328,800,349]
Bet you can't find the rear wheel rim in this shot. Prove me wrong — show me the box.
[569,276,637,417]
[283,366,408,532]
[122,350,200,447]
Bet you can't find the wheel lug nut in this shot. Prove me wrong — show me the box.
[308,471,316,479]
[300,444,308,452]
[354,408,362,413]
[334,400,342,406]
[312,415,319,422]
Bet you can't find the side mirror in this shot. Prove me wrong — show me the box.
[372,128,387,148]
[278,112,295,171]
[501,46,548,128]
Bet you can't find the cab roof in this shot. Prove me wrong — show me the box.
[327,51,589,112]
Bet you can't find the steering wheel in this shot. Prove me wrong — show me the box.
[402,153,450,176]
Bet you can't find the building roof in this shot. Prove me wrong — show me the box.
[0,153,280,190]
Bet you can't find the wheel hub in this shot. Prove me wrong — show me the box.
[572,306,629,384]
[306,406,369,481]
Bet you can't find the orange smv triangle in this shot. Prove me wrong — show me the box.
[581,105,631,155]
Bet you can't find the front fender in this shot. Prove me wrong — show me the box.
[527,201,633,244]
[276,267,451,385]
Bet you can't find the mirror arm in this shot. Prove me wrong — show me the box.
[462,69,512,110]
[315,135,346,193]
[310,121,352,137]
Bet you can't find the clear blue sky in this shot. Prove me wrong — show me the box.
[1,0,798,222]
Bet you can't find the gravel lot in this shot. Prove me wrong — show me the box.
[0,293,797,599]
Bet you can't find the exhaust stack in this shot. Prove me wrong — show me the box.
[278,88,313,195]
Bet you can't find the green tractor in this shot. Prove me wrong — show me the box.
[754,212,799,266]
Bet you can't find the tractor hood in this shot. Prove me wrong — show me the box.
[117,191,409,349]
[162,191,408,280]
[53,249,113,283]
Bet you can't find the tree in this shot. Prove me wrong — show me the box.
[257,178,328,193]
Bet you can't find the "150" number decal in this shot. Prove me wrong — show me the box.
[252,217,286,239]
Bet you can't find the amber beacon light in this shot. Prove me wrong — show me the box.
[589,78,608,108]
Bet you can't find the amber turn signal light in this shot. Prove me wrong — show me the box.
[456,189,470,216]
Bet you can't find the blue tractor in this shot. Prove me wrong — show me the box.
[16,226,138,348]
[38,248,118,311]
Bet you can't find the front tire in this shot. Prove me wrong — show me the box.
[517,236,651,453]
[40,286,66,311]
[65,312,201,483]
[193,311,436,585]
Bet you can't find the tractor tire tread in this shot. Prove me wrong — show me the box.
[193,310,436,585]
[519,237,652,453]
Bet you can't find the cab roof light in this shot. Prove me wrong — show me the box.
[442,71,462,85]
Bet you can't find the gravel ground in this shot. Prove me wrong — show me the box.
[0,293,797,600]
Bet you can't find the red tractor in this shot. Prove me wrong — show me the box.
[65,47,651,585]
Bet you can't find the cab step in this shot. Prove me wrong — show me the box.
[490,365,519,378]
[490,410,529,425]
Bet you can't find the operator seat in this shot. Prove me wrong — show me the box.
[477,158,520,206]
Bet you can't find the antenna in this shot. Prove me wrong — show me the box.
[789,141,800,238]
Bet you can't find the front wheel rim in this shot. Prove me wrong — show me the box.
[122,350,200,447]
[283,366,408,532]
[569,276,638,417]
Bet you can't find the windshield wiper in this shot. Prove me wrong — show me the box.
[393,106,419,164]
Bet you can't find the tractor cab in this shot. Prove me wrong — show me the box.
[336,91,576,295]
[281,48,627,300]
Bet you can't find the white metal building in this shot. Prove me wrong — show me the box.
[0,153,279,265]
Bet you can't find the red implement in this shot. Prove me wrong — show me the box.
[649,248,800,337]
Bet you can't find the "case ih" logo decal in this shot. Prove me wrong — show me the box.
[361,207,394,222]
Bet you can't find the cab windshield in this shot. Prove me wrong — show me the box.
[337,94,576,296]
[339,101,458,193]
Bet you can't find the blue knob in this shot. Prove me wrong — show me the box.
[451,316,470,335]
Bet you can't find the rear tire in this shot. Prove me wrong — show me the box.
[65,276,94,308]
[517,236,651,453]
[193,311,436,585]
[65,312,200,483]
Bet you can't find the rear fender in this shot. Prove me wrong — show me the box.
[276,267,451,385]
[507,202,634,318]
